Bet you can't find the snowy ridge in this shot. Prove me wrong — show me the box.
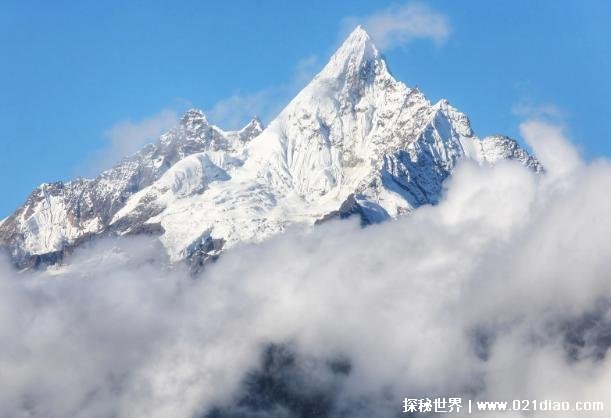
[0,112,262,267]
[0,26,540,268]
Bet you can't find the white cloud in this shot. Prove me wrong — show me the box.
[207,55,320,130]
[2,122,611,417]
[521,119,582,180]
[512,101,567,121]
[343,2,451,50]
[207,90,272,131]
[83,109,178,175]
[292,54,321,86]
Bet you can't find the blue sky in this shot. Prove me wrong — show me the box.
[1,0,610,217]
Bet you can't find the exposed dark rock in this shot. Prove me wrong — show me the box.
[203,344,351,418]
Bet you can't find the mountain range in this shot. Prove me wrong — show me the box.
[0,26,541,269]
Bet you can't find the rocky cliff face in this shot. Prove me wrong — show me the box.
[0,26,540,268]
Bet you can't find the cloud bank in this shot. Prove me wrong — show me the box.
[1,121,611,417]
[343,2,451,50]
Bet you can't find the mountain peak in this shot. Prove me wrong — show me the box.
[242,116,263,131]
[237,116,264,142]
[179,109,210,137]
[181,108,208,125]
[318,26,380,79]
[344,25,371,44]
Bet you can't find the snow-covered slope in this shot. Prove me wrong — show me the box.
[0,26,540,268]
[0,111,262,267]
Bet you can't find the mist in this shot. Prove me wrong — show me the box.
[1,120,611,417]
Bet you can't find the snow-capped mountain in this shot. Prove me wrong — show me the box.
[0,26,540,268]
